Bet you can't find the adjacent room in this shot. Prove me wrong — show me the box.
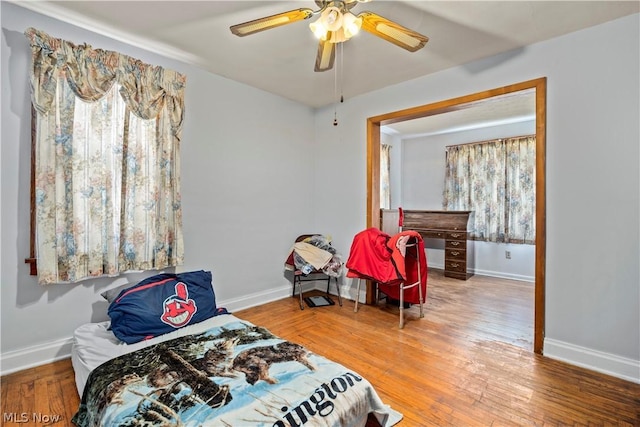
[2,1,639,425]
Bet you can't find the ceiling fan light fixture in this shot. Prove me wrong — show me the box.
[309,20,329,39]
[342,12,362,38]
[321,6,343,31]
[310,8,361,42]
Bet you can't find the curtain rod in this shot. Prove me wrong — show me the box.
[446,133,535,149]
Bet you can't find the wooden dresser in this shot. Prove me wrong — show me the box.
[381,209,474,280]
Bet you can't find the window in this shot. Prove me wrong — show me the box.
[443,136,536,244]
[25,28,186,285]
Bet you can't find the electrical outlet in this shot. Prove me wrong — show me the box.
[505,251,511,259]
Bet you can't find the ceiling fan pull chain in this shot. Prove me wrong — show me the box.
[333,44,339,126]
[340,41,344,104]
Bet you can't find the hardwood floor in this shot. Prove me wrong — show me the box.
[2,270,639,426]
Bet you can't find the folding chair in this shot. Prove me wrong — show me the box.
[285,234,343,310]
[347,228,427,328]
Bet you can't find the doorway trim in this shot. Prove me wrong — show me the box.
[366,77,546,354]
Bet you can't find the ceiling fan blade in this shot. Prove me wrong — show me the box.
[358,11,428,52]
[230,8,314,37]
[314,37,336,72]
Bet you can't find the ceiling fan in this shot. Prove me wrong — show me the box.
[230,0,429,72]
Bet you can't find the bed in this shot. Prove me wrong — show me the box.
[71,270,402,426]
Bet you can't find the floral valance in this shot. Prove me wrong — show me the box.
[24,27,185,130]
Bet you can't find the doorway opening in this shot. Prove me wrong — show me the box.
[365,78,546,354]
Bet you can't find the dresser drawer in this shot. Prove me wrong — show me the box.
[445,239,466,250]
[445,260,466,273]
[445,248,466,261]
[446,231,467,240]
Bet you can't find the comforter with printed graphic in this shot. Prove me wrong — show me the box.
[72,316,399,427]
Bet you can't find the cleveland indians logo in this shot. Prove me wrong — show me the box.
[160,282,197,328]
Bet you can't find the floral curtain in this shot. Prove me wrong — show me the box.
[443,136,536,244]
[25,28,186,284]
[380,143,391,209]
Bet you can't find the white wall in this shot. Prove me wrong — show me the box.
[1,2,316,373]
[399,120,536,280]
[400,121,535,209]
[313,14,639,382]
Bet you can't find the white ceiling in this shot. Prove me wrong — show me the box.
[12,0,639,135]
[382,89,536,138]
